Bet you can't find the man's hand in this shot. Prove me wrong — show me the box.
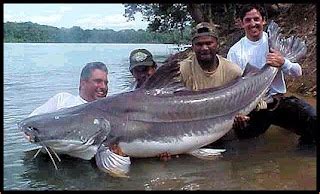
[110,144,127,156]
[266,48,285,68]
[158,152,172,162]
[233,114,250,129]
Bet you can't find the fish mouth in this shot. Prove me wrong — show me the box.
[19,123,39,143]
[24,125,107,160]
[19,124,87,149]
[23,131,33,142]
[18,117,111,160]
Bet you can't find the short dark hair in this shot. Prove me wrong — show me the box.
[80,62,108,80]
[238,4,267,21]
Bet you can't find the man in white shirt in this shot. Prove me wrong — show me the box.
[29,61,131,176]
[29,61,109,117]
[227,4,316,145]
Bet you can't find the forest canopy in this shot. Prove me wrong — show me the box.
[4,21,191,44]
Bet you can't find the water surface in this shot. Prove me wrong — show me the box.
[3,43,316,190]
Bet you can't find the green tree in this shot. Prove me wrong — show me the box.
[4,21,187,44]
[123,3,292,40]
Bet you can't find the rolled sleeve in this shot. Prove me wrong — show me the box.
[281,58,302,77]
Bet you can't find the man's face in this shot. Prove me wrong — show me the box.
[80,69,108,102]
[192,35,218,63]
[132,65,156,88]
[241,8,266,41]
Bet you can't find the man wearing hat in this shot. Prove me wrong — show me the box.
[157,22,244,161]
[129,49,158,89]
[179,22,242,91]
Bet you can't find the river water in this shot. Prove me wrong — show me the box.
[3,43,316,190]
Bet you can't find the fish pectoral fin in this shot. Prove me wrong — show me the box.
[95,145,131,178]
[187,148,226,160]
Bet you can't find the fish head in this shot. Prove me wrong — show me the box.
[18,104,111,156]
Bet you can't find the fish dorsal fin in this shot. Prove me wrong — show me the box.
[140,58,187,92]
[242,62,261,77]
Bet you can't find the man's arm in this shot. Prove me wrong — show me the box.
[281,58,302,76]
[267,48,302,76]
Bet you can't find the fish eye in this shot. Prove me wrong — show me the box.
[94,119,100,125]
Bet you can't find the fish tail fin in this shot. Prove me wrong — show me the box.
[267,20,307,62]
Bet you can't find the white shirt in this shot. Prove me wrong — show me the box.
[28,92,87,117]
[227,32,302,95]
[28,92,131,175]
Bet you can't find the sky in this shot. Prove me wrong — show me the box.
[3,3,149,31]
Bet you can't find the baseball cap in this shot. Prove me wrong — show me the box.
[129,49,155,72]
[191,22,218,41]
